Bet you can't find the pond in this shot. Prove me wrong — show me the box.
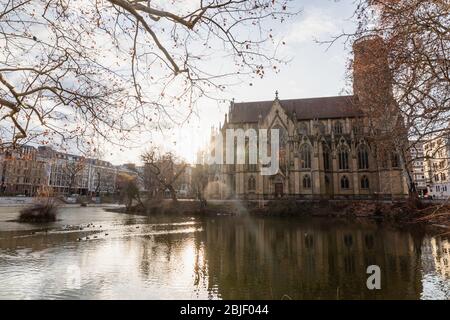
[0,206,448,299]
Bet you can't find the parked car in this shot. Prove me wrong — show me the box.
[65,197,77,204]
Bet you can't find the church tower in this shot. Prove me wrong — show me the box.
[353,35,396,132]
[353,36,408,197]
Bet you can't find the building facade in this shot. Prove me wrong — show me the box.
[207,37,409,200]
[0,146,132,196]
[0,146,47,196]
[37,146,90,195]
[409,141,427,196]
[424,135,450,200]
[86,159,118,195]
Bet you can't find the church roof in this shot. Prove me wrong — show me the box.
[229,95,363,123]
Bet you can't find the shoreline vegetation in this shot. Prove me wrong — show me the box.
[107,198,450,231]
[11,195,449,231]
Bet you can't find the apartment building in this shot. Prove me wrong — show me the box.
[0,146,46,196]
[409,142,427,196]
[1,146,126,196]
[424,136,450,199]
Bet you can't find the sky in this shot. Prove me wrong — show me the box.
[108,0,359,165]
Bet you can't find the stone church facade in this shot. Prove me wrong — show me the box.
[208,37,408,200]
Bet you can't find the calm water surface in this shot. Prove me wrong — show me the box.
[0,206,449,300]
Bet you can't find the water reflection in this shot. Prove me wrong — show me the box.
[421,236,450,299]
[203,217,427,299]
[0,207,448,299]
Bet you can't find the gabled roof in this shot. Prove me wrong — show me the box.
[229,95,363,123]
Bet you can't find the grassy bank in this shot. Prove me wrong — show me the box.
[109,199,244,216]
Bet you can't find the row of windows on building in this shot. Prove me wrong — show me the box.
[4,161,45,170]
[433,172,448,182]
[242,144,399,172]
[247,175,370,191]
[431,161,448,170]
[7,168,44,176]
[235,143,400,171]
[9,177,42,184]
[435,185,449,192]
[300,144,358,170]
[300,144,377,171]
[297,120,364,136]
[424,140,441,151]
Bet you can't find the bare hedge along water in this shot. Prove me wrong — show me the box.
[0,206,448,299]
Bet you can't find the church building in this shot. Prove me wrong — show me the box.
[208,36,409,200]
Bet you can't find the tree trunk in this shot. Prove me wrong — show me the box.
[167,185,177,201]
[400,148,419,201]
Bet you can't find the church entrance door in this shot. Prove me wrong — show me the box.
[274,183,283,198]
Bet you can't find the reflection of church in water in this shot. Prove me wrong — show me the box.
[202,218,424,299]
[207,37,408,200]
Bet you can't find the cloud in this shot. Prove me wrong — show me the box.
[284,8,337,45]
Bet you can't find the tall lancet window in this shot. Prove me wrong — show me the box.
[334,121,343,135]
[300,144,311,169]
[323,144,331,171]
[248,176,256,191]
[357,145,369,169]
[360,176,369,189]
[341,175,350,189]
[338,147,349,170]
[391,153,400,168]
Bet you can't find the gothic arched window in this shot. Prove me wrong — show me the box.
[300,144,311,169]
[353,119,364,135]
[360,175,369,189]
[248,176,256,191]
[323,145,331,171]
[318,122,326,135]
[334,121,343,135]
[303,174,311,189]
[357,145,369,169]
[341,175,350,189]
[391,153,400,168]
[338,147,349,170]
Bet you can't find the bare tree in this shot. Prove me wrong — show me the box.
[116,171,143,209]
[62,158,86,195]
[0,0,296,150]
[192,163,209,202]
[141,147,187,201]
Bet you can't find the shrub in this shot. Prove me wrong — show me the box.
[19,201,58,222]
